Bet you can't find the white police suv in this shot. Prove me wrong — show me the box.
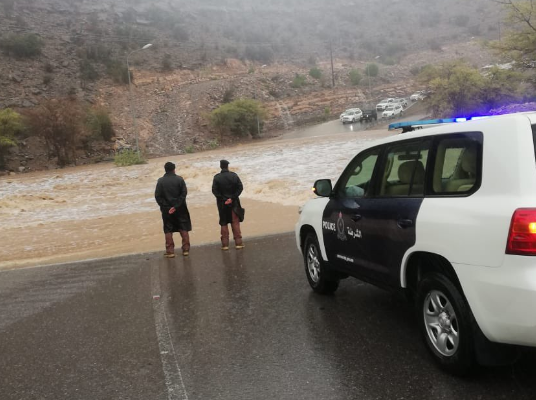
[295,113,536,374]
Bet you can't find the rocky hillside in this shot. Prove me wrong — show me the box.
[0,0,502,172]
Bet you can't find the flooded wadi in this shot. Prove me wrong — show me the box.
[0,128,391,269]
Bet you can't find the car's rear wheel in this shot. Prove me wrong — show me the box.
[416,272,475,375]
[303,234,339,294]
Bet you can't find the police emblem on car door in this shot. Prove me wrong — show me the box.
[336,212,347,241]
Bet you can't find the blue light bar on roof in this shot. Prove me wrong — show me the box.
[388,118,456,131]
[470,116,491,120]
[388,115,493,132]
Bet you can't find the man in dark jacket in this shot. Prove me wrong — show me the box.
[155,162,192,257]
[212,159,244,250]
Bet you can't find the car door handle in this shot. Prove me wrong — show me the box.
[351,214,362,222]
[397,219,413,228]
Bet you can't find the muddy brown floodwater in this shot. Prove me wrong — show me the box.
[0,129,393,269]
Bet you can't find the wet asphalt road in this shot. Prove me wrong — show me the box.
[1,233,536,400]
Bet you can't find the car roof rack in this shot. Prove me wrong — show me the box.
[388,116,493,133]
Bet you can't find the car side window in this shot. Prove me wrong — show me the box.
[379,141,430,197]
[336,149,380,198]
[431,134,482,195]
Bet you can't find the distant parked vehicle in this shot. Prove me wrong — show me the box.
[339,108,361,120]
[376,98,395,112]
[395,98,409,108]
[382,104,403,119]
[360,109,377,122]
[420,90,432,100]
[410,91,424,101]
[341,109,363,124]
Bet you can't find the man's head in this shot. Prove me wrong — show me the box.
[164,162,175,173]
[220,159,229,169]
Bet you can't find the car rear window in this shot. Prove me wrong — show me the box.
[429,132,483,196]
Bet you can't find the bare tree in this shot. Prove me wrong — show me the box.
[26,99,87,167]
[492,0,536,63]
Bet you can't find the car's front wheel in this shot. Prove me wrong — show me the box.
[416,272,475,375]
[303,234,339,294]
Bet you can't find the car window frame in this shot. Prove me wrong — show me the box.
[425,131,484,198]
[332,145,383,199]
[375,138,432,199]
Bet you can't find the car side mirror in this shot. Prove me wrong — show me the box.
[313,179,332,197]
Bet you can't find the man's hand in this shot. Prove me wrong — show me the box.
[224,199,232,205]
[169,207,176,214]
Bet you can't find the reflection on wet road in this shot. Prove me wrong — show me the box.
[1,234,536,399]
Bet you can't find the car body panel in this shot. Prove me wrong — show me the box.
[323,196,423,286]
[295,197,331,260]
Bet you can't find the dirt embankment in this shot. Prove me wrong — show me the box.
[2,40,496,175]
[73,41,502,156]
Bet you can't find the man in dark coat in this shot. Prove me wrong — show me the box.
[212,159,244,250]
[155,162,192,257]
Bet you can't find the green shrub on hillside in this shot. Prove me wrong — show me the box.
[410,65,422,76]
[79,44,112,63]
[309,67,322,80]
[86,107,115,141]
[44,62,54,73]
[349,69,362,86]
[43,74,53,85]
[207,139,219,149]
[0,108,24,167]
[365,63,379,77]
[291,73,307,88]
[222,86,235,103]
[323,107,331,121]
[0,33,44,58]
[80,59,99,82]
[114,149,146,167]
[161,54,173,71]
[209,99,267,138]
[107,60,131,84]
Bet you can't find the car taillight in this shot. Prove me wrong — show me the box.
[506,209,536,255]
